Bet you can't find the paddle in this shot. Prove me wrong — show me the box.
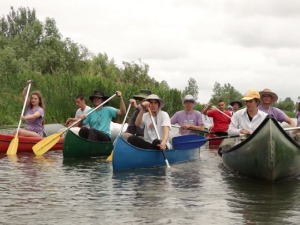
[106,103,132,162]
[171,125,227,136]
[284,127,300,131]
[148,108,171,168]
[171,124,208,133]
[33,94,116,156]
[172,134,241,150]
[7,82,32,156]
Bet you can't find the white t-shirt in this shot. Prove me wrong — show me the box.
[75,105,91,127]
[140,110,171,147]
[75,105,91,118]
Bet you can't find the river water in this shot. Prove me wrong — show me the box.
[1,143,300,225]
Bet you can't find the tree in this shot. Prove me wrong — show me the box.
[210,82,243,105]
[182,77,199,100]
[275,97,295,112]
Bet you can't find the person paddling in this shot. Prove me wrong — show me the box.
[15,80,45,137]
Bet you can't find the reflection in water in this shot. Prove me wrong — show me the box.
[1,146,300,224]
[223,173,300,224]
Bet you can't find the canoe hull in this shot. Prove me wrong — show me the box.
[0,133,63,153]
[220,116,300,181]
[63,130,113,158]
[113,136,200,170]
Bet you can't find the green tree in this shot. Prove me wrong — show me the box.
[210,82,243,106]
[182,77,199,100]
[275,97,295,112]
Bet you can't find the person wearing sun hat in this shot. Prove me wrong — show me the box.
[78,90,126,141]
[258,88,295,127]
[127,94,171,150]
[227,89,268,136]
[230,101,243,114]
[123,90,152,138]
[171,94,204,135]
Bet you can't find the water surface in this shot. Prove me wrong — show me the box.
[1,146,300,224]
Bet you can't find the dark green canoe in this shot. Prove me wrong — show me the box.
[219,116,300,182]
[63,130,113,158]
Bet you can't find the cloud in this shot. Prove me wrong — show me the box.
[1,0,300,105]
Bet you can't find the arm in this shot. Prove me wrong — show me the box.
[285,117,296,127]
[227,113,242,136]
[201,103,212,115]
[116,91,126,116]
[21,111,41,120]
[183,124,205,131]
[158,126,170,150]
[135,101,150,127]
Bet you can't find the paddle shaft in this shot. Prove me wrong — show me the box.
[148,109,171,168]
[171,124,208,133]
[284,127,300,131]
[33,94,116,156]
[67,94,116,131]
[212,105,232,119]
[205,134,242,141]
[119,103,131,136]
[16,82,32,135]
[6,82,32,155]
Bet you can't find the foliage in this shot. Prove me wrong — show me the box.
[0,6,296,125]
[182,77,199,100]
[210,82,243,106]
[274,97,295,112]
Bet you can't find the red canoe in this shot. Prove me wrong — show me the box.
[0,133,63,153]
[0,124,65,153]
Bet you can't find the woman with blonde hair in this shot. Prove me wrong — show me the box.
[14,80,45,137]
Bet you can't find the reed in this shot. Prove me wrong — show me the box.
[0,73,183,125]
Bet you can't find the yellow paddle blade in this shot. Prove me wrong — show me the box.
[106,151,113,162]
[6,136,19,156]
[32,132,63,156]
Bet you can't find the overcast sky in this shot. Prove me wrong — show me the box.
[2,0,300,104]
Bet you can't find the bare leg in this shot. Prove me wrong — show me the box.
[16,128,40,137]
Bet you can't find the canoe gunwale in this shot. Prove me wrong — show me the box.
[220,115,300,181]
[220,115,300,155]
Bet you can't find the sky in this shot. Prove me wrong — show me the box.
[1,0,300,104]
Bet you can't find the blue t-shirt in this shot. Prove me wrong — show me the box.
[82,106,118,137]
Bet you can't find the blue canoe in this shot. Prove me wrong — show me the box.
[112,136,201,170]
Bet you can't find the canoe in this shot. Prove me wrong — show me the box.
[63,130,113,158]
[206,133,223,148]
[0,123,65,153]
[112,136,201,170]
[219,116,300,182]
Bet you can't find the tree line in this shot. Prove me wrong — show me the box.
[0,7,296,125]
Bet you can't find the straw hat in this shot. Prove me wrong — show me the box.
[182,95,196,106]
[259,88,278,103]
[241,89,260,101]
[146,94,165,109]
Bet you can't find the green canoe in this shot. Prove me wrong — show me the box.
[63,130,113,158]
[219,116,300,182]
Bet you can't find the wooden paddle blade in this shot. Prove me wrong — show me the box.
[6,136,19,156]
[172,135,207,150]
[106,151,113,162]
[32,132,63,156]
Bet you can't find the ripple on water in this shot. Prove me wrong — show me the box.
[0,147,300,224]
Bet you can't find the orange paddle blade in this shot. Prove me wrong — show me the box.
[32,132,63,156]
[6,135,19,156]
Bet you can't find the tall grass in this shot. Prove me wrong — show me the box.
[0,73,183,125]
